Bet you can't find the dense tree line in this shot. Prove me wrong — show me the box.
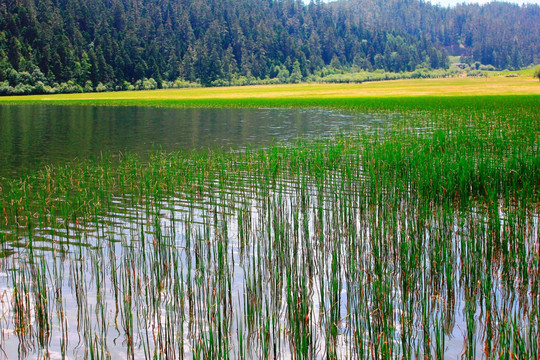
[0,0,537,93]
[335,0,539,70]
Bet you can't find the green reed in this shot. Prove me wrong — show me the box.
[0,96,538,358]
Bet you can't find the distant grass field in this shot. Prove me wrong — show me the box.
[497,67,538,77]
[0,77,538,109]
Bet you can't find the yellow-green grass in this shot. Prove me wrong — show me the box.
[0,77,538,108]
[497,67,538,77]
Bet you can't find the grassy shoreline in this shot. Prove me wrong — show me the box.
[0,77,538,109]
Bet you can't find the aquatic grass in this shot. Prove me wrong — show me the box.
[0,96,538,358]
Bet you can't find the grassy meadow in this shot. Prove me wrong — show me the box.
[0,76,538,108]
[0,77,539,358]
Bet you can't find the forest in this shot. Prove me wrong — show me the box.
[0,0,538,94]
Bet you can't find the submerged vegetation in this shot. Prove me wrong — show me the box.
[0,95,538,358]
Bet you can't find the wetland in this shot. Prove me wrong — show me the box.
[0,91,538,359]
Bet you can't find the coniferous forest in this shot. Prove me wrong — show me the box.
[1,0,539,93]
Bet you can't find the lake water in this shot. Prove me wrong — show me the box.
[0,105,385,178]
[0,104,535,359]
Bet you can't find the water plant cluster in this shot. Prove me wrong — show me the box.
[0,97,538,358]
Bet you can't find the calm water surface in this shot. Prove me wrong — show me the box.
[0,105,386,177]
[1,104,529,359]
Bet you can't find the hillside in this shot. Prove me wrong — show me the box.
[332,0,540,69]
[0,0,538,93]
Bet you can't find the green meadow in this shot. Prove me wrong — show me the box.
[0,77,538,108]
[0,78,539,358]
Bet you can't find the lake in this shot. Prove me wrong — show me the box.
[0,102,537,359]
[0,105,386,178]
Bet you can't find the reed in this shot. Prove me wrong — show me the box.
[0,95,538,358]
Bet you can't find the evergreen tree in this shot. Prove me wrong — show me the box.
[0,0,537,93]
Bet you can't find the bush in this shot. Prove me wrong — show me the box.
[13,83,34,95]
[134,78,158,90]
[308,66,457,84]
[57,81,84,93]
[84,81,94,92]
[534,65,540,81]
[165,79,200,88]
[479,64,496,71]
[33,81,52,94]
[467,70,487,77]
[0,81,12,95]
[96,82,108,92]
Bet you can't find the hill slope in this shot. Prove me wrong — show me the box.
[0,0,538,92]
[331,0,540,69]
